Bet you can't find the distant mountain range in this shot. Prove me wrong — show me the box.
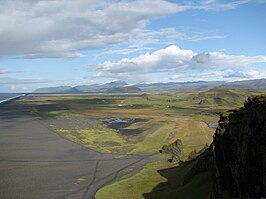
[33,79,266,93]
[217,79,266,90]
[34,80,129,93]
[135,81,224,92]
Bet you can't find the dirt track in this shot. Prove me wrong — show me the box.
[0,101,159,199]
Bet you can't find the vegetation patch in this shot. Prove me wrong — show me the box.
[96,158,212,199]
[95,161,173,199]
[74,178,86,185]
[56,128,131,153]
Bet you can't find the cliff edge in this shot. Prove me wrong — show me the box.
[185,95,266,198]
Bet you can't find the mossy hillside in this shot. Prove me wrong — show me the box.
[95,161,173,199]
[188,88,263,107]
[96,159,212,199]
[56,127,132,153]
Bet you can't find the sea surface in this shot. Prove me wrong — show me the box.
[0,93,24,104]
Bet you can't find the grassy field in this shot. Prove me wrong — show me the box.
[96,160,212,199]
[17,89,265,198]
[19,92,220,155]
[95,161,174,199]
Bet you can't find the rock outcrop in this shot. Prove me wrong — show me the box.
[184,95,266,198]
[160,139,183,162]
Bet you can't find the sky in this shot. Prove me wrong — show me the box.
[0,0,266,92]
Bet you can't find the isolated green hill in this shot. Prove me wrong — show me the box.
[189,88,262,107]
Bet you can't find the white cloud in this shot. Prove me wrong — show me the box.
[0,0,184,58]
[94,28,226,57]
[170,69,266,81]
[193,0,252,10]
[0,68,22,74]
[203,52,266,66]
[96,45,266,83]
[0,76,77,92]
[97,45,194,75]
[0,77,57,85]
[0,0,250,58]
[97,45,266,77]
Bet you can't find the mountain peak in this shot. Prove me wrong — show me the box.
[103,80,128,87]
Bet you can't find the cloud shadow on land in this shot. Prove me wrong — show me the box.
[0,100,69,120]
[142,160,212,199]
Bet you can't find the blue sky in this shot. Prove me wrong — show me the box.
[0,0,266,92]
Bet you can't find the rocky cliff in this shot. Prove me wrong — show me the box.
[185,95,266,199]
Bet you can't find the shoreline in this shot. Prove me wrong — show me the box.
[0,94,26,104]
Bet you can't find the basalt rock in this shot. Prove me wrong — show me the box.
[160,139,183,162]
[184,95,266,198]
[212,95,266,198]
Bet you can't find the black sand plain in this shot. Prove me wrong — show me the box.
[0,101,159,199]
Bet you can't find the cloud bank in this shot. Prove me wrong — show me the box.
[0,0,251,58]
[0,0,183,58]
[97,45,266,82]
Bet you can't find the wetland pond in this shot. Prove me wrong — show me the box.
[205,121,218,128]
[104,118,147,136]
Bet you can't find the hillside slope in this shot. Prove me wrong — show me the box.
[136,81,223,92]
[189,89,260,107]
[105,86,142,93]
[34,81,128,93]
[142,95,265,199]
[217,79,266,90]
[34,86,79,93]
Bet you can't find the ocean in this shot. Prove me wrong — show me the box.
[0,93,24,104]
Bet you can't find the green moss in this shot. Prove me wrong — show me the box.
[58,128,132,153]
[221,109,236,118]
[96,160,212,199]
[163,171,212,199]
[130,122,176,154]
[114,155,126,159]
[74,178,86,184]
[55,128,71,133]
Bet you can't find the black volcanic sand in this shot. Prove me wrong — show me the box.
[0,101,160,199]
[119,129,144,136]
[103,118,147,135]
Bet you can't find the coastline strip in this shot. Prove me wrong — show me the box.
[0,94,26,104]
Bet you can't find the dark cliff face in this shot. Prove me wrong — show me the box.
[184,95,266,199]
[211,95,266,198]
